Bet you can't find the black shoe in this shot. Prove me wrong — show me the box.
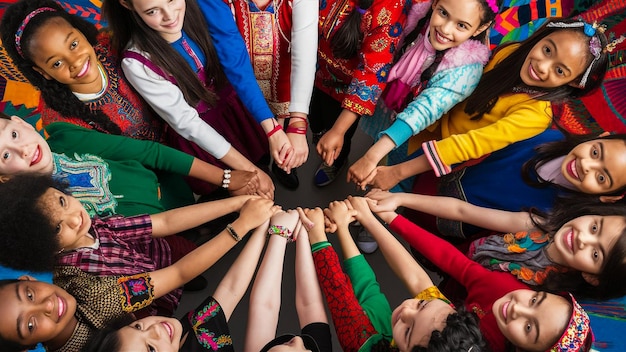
[271,162,299,190]
[183,275,208,292]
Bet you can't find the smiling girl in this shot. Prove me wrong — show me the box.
[403,128,626,239]
[367,189,626,300]
[352,17,610,192]
[0,197,278,352]
[1,0,275,199]
[299,202,487,351]
[349,0,497,186]
[353,196,594,351]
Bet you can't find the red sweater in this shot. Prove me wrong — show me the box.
[390,215,528,351]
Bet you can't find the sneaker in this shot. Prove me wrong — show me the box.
[271,161,299,190]
[314,159,346,187]
[356,226,378,254]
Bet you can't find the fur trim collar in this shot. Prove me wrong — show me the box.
[437,40,490,72]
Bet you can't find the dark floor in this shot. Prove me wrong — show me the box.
[175,128,441,351]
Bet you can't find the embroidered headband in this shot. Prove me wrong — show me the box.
[15,7,57,58]
[549,293,592,352]
[486,0,498,14]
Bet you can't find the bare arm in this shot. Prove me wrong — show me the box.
[150,195,256,238]
[220,147,275,200]
[295,227,328,327]
[348,135,396,187]
[348,196,433,296]
[149,199,280,300]
[188,157,260,196]
[367,189,534,233]
[213,220,270,320]
[362,154,431,191]
[244,231,289,352]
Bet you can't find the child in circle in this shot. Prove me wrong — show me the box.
[0,0,162,140]
[352,195,594,351]
[0,174,264,315]
[0,197,279,352]
[224,0,319,189]
[84,209,332,352]
[349,0,497,186]
[84,220,271,352]
[102,0,290,194]
[414,129,626,238]
[299,203,487,351]
[367,188,626,300]
[0,0,275,198]
[352,17,610,192]
[0,115,259,217]
[308,0,411,186]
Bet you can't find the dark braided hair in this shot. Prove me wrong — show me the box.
[330,0,374,58]
[0,0,122,134]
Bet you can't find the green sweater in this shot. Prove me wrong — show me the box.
[344,254,394,350]
[46,122,195,216]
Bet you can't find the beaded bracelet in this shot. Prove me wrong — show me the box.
[268,224,294,242]
[226,223,241,242]
[222,169,231,189]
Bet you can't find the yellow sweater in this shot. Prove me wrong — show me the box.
[423,44,552,176]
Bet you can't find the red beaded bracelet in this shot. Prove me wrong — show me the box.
[266,124,283,138]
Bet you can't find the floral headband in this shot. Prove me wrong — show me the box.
[549,293,592,352]
[14,7,57,58]
[486,0,498,14]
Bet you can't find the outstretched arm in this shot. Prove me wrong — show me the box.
[150,195,257,237]
[366,189,534,233]
[362,153,432,191]
[188,158,260,197]
[294,227,328,327]
[149,199,280,300]
[244,210,300,352]
[244,236,287,352]
[213,220,270,320]
[348,196,433,296]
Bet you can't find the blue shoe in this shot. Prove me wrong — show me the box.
[314,160,346,187]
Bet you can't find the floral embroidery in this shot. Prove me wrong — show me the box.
[376,7,391,25]
[187,298,234,350]
[370,37,390,52]
[388,22,402,37]
[346,79,383,103]
[118,273,154,312]
[376,64,391,82]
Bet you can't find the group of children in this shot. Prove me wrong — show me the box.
[0,0,624,350]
